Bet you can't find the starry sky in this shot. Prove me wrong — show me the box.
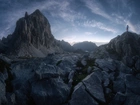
[0,0,140,44]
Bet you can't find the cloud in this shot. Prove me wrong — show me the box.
[85,32,93,35]
[83,20,117,33]
[84,31,98,36]
[33,0,86,23]
[112,12,137,33]
[0,0,77,37]
[0,0,140,43]
[83,0,112,20]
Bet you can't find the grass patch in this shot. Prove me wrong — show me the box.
[56,60,62,66]
[72,58,96,86]
[72,73,87,86]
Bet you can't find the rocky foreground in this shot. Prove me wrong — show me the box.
[0,9,140,105]
[1,32,140,105]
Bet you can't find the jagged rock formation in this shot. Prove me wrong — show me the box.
[73,41,97,52]
[91,32,140,59]
[107,32,140,57]
[0,53,81,105]
[0,9,62,57]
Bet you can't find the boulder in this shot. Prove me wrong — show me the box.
[118,63,132,74]
[95,59,116,72]
[31,78,70,105]
[102,71,110,87]
[124,93,140,105]
[122,56,134,67]
[109,92,126,105]
[35,64,59,79]
[69,83,98,105]
[93,69,103,82]
[125,74,140,95]
[83,72,105,103]
[113,78,125,93]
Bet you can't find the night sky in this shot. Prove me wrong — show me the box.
[0,0,140,44]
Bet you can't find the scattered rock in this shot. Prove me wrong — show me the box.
[109,92,126,105]
[123,93,140,105]
[95,59,116,72]
[122,56,134,67]
[69,83,98,105]
[113,78,125,93]
[31,78,70,105]
[83,72,105,103]
[125,74,140,95]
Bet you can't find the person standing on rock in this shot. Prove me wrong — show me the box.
[126,25,129,32]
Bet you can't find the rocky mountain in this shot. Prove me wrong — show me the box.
[57,40,75,52]
[107,32,140,58]
[0,9,62,57]
[73,41,97,52]
[57,40,92,53]
[0,9,140,105]
[91,32,140,59]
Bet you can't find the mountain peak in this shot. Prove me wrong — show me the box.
[1,9,62,57]
[24,9,45,20]
[34,9,41,13]
[107,32,140,58]
[31,9,43,17]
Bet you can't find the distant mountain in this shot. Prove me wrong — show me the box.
[73,41,97,52]
[0,9,62,57]
[57,40,75,52]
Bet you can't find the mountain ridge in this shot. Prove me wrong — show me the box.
[0,9,62,57]
[73,41,97,52]
[91,31,140,60]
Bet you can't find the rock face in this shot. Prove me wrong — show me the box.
[91,32,140,59]
[1,9,62,57]
[57,40,75,52]
[73,41,97,52]
[0,53,81,105]
[69,83,98,105]
[107,32,140,57]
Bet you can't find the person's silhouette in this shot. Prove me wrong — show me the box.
[126,25,129,32]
